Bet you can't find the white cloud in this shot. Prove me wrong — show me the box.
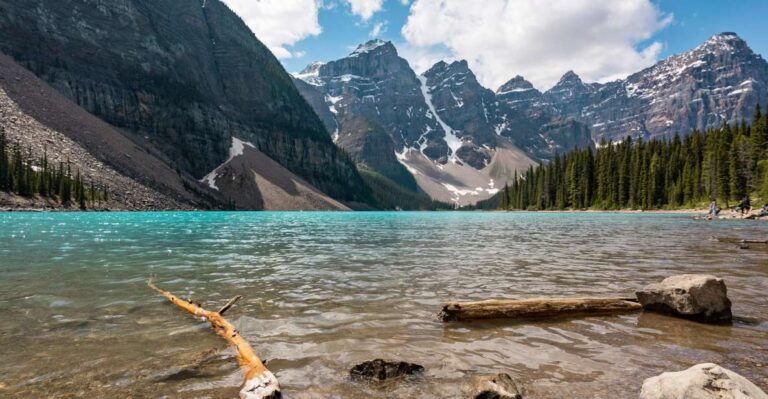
[222,0,322,59]
[396,42,453,74]
[401,0,673,90]
[344,0,384,21]
[369,21,388,38]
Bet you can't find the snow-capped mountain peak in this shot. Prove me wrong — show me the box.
[293,33,768,205]
[497,75,537,95]
[292,61,325,86]
[349,39,392,57]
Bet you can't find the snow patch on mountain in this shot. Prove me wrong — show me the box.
[293,61,325,86]
[201,137,255,190]
[325,94,343,114]
[349,39,387,57]
[418,74,463,162]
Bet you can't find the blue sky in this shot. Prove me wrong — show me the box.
[650,0,768,59]
[223,0,768,90]
[282,1,413,72]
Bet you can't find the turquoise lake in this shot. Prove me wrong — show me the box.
[0,212,766,398]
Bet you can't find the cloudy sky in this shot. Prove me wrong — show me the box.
[221,0,768,91]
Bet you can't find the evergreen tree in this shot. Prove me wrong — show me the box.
[495,114,768,211]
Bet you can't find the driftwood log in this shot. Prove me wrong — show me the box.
[440,297,642,322]
[741,239,768,244]
[148,277,280,399]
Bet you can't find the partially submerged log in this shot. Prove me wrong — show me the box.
[440,297,642,322]
[148,277,280,399]
[741,239,768,244]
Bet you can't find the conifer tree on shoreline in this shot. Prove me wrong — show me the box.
[490,106,768,211]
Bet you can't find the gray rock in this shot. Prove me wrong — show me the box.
[0,0,370,207]
[541,33,768,143]
[639,363,768,399]
[471,373,524,399]
[636,274,732,323]
[349,359,425,382]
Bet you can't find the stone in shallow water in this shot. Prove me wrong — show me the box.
[640,363,768,399]
[349,359,424,382]
[635,274,732,323]
[471,373,524,399]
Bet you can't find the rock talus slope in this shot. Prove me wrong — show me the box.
[0,0,371,209]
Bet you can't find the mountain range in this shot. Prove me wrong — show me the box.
[0,0,766,209]
[0,0,371,210]
[295,33,768,205]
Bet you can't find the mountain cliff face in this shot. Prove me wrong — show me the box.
[294,40,435,191]
[296,34,767,206]
[421,60,541,169]
[0,54,195,210]
[495,75,593,157]
[0,0,371,207]
[537,32,768,142]
[295,41,539,205]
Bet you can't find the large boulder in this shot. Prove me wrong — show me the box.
[636,275,732,323]
[471,373,524,399]
[349,359,424,382]
[640,363,768,399]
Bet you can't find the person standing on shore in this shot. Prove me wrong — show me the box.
[737,197,751,216]
[708,199,719,219]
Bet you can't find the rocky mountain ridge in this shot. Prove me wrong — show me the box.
[296,33,768,205]
[294,41,585,205]
[537,32,768,142]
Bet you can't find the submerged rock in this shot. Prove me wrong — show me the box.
[150,349,236,382]
[349,359,424,382]
[640,363,768,399]
[636,274,732,323]
[471,373,524,399]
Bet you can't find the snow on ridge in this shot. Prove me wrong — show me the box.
[450,90,464,108]
[293,62,325,86]
[442,183,500,204]
[494,121,507,136]
[497,87,535,95]
[200,137,255,191]
[325,94,343,115]
[728,87,752,96]
[349,40,387,57]
[338,74,363,83]
[418,75,463,162]
[395,148,420,175]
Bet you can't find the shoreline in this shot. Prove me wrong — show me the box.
[499,208,768,220]
[1,206,766,219]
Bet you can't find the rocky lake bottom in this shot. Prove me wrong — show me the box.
[0,211,766,398]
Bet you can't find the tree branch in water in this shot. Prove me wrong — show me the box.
[148,276,280,399]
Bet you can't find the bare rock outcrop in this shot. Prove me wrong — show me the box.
[640,363,768,399]
[636,275,732,323]
[349,359,424,382]
[471,373,524,399]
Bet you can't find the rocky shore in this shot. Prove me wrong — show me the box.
[357,274,767,399]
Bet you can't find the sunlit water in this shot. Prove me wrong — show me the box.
[0,212,766,398]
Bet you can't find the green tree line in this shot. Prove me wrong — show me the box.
[0,127,108,209]
[494,105,768,211]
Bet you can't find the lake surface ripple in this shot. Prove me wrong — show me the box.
[0,212,766,398]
